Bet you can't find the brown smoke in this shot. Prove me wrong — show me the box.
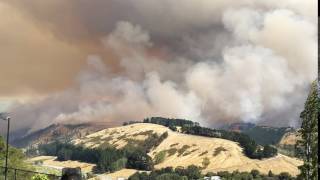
[0,0,317,133]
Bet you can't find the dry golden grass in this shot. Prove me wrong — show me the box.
[28,156,95,173]
[72,123,168,149]
[73,123,303,176]
[279,131,301,146]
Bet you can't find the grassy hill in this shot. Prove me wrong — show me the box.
[71,123,302,176]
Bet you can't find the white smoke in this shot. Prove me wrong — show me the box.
[6,0,317,133]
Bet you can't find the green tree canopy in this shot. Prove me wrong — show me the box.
[297,81,318,180]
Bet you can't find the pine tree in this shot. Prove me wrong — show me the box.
[297,81,318,180]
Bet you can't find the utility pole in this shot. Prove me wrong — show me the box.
[0,113,10,180]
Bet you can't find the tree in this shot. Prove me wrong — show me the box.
[31,174,49,180]
[268,170,274,177]
[297,81,318,180]
[0,136,34,179]
[278,172,291,180]
[57,148,72,161]
[262,145,277,158]
[155,173,185,180]
[155,151,167,164]
[250,169,260,178]
[184,165,202,179]
[201,157,210,169]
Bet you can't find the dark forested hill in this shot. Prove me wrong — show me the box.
[224,123,295,145]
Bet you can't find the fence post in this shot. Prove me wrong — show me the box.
[14,169,16,180]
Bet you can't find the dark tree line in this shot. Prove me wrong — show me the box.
[129,165,202,180]
[143,117,199,127]
[129,166,295,180]
[122,117,277,159]
[38,131,168,173]
[38,141,154,173]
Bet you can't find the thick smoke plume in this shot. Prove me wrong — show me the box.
[0,0,317,133]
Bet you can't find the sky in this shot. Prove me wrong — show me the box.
[0,0,317,133]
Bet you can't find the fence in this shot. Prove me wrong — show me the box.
[0,166,61,180]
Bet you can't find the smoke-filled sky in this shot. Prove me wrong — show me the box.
[0,0,317,133]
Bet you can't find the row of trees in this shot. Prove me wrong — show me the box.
[129,165,202,180]
[38,132,168,173]
[38,141,154,172]
[129,166,296,180]
[143,117,199,127]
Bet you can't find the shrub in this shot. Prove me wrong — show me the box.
[268,170,274,177]
[184,165,202,179]
[250,169,260,178]
[155,173,186,180]
[155,150,167,164]
[199,151,208,156]
[278,172,292,180]
[213,147,227,156]
[31,174,49,180]
[202,157,210,168]
[57,147,73,161]
[177,145,190,156]
[170,143,179,147]
[262,145,278,158]
[167,148,177,156]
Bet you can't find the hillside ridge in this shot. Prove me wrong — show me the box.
[73,123,303,176]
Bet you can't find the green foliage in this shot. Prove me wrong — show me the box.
[38,141,154,173]
[122,121,141,126]
[278,172,292,180]
[262,145,278,158]
[201,157,210,168]
[213,147,227,156]
[38,131,169,173]
[155,150,167,164]
[129,172,150,180]
[143,132,168,153]
[129,165,201,180]
[155,173,186,180]
[277,144,297,158]
[268,170,274,177]
[57,147,72,161]
[0,136,34,180]
[170,143,179,147]
[242,126,292,145]
[217,170,295,180]
[251,169,260,178]
[143,117,199,127]
[177,145,190,156]
[130,166,295,180]
[0,137,29,169]
[31,174,49,180]
[126,117,277,159]
[167,148,177,156]
[297,81,319,180]
[181,125,276,159]
[199,151,208,156]
[124,148,154,171]
[168,125,177,131]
